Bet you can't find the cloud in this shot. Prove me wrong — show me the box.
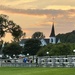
[0,5,75,18]
[26,0,75,9]
[0,0,36,5]
[0,5,75,28]
[0,5,75,27]
[0,0,75,9]
[44,5,75,10]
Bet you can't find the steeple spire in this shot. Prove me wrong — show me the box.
[50,23,55,37]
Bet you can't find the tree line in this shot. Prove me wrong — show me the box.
[0,14,75,58]
[37,43,75,56]
[56,30,75,43]
[2,41,75,57]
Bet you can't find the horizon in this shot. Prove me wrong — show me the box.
[0,0,75,42]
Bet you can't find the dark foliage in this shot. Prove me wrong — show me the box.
[37,43,74,56]
[32,32,45,39]
[23,39,41,55]
[56,30,75,43]
[3,42,22,56]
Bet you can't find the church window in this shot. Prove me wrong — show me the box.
[51,39,53,42]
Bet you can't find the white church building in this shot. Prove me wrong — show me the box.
[20,23,60,47]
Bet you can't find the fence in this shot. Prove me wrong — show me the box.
[0,55,75,67]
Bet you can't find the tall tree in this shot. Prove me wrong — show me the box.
[23,39,41,55]
[10,25,23,42]
[0,14,8,40]
[32,32,45,39]
[0,40,3,53]
[0,14,24,42]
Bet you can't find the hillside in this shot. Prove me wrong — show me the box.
[56,30,75,43]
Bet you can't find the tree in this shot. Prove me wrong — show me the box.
[37,44,53,56]
[0,40,3,53]
[32,32,45,39]
[3,42,22,57]
[56,30,75,43]
[7,20,24,42]
[23,39,41,55]
[10,25,23,42]
[37,43,73,56]
[0,14,24,42]
[0,14,8,40]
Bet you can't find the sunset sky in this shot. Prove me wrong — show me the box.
[0,0,75,42]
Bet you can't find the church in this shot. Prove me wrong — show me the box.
[19,23,60,47]
[40,23,60,46]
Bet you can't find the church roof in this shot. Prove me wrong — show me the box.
[50,23,55,37]
[19,39,50,45]
[19,38,60,46]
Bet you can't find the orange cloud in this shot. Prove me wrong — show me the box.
[0,5,75,21]
[44,5,75,10]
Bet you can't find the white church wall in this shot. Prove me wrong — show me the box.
[49,37,56,44]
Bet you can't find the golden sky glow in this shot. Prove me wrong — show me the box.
[0,0,75,42]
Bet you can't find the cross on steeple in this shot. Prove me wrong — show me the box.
[53,17,55,23]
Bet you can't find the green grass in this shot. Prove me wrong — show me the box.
[0,67,75,75]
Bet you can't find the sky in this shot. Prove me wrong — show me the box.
[0,0,75,42]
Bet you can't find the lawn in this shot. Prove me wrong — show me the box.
[0,67,75,75]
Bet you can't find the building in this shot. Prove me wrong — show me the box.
[49,23,56,44]
[40,22,60,46]
[19,23,60,47]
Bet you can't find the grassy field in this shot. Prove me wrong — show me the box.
[0,67,75,75]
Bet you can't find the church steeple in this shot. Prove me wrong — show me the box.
[49,22,56,44]
[50,23,55,37]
